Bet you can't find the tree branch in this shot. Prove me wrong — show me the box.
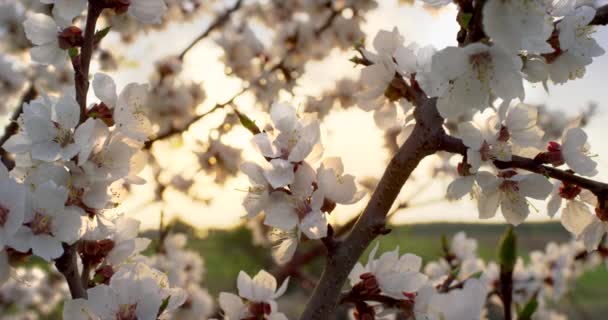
[591,4,608,25]
[74,4,102,121]
[439,134,608,197]
[56,3,105,300]
[55,243,87,299]
[299,95,445,320]
[177,0,244,61]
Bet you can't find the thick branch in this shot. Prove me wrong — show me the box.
[55,243,87,299]
[439,134,608,197]
[178,0,243,61]
[299,96,444,320]
[591,4,608,25]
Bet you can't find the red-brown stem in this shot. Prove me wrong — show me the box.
[75,4,102,122]
[55,2,105,300]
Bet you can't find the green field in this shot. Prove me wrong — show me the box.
[161,221,608,319]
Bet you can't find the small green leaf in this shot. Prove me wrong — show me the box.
[92,272,105,284]
[157,296,171,316]
[458,13,473,29]
[68,47,79,58]
[498,226,517,272]
[469,271,483,279]
[94,26,112,43]
[517,296,539,320]
[236,111,261,135]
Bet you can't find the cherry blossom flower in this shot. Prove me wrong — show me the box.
[348,243,428,299]
[0,162,25,248]
[316,157,365,206]
[546,180,596,237]
[483,0,553,54]
[218,270,289,320]
[561,127,598,176]
[240,161,273,218]
[456,120,499,173]
[63,263,186,319]
[557,6,605,61]
[357,28,412,129]
[476,171,552,225]
[23,13,72,65]
[427,43,524,119]
[9,181,83,261]
[251,102,322,178]
[421,279,487,320]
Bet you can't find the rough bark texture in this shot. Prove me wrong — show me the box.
[299,96,444,320]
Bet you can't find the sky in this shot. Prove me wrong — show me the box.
[9,0,608,230]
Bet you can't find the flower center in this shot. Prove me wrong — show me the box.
[0,205,9,226]
[247,302,272,319]
[559,183,581,200]
[30,212,52,235]
[499,180,520,199]
[116,304,137,320]
[295,200,312,220]
[469,51,492,81]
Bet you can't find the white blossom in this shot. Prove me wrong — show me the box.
[23,13,66,65]
[63,263,186,319]
[218,270,289,320]
[476,171,552,225]
[349,243,428,299]
[428,44,524,119]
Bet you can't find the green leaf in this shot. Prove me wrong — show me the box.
[94,26,112,43]
[68,47,79,58]
[157,296,171,316]
[498,226,517,272]
[458,13,473,29]
[517,296,539,320]
[236,111,261,135]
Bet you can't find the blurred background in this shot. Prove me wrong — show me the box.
[2,0,608,318]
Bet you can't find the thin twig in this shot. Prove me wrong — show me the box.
[439,134,608,197]
[178,0,244,61]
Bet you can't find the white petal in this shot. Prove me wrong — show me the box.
[54,94,80,129]
[500,195,529,226]
[581,219,605,252]
[561,201,593,236]
[517,174,552,200]
[31,234,64,261]
[446,176,474,200]
[264,197,298,230]
[299,210,328,239]
[270,102,297,133]
[129,0,167,24]
[264,159,295,189]
[93,73,118,108]
[23,13,57,45]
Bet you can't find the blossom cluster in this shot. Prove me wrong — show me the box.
[216,232,608,319]
[351,1,607,251]
[240,102,365,263]
[0,1,194,319]
[344,232,607,319]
